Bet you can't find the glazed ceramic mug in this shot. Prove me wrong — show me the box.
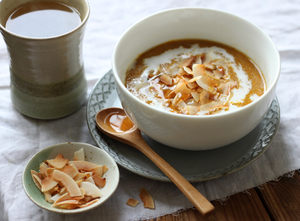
[0,0,90,119]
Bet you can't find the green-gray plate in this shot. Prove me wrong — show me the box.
[86,70,280,182]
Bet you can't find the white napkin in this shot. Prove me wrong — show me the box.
[0,0,299,221]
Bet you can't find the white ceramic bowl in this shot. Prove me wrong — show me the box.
[22,142,119,214]
[112,8,280,150]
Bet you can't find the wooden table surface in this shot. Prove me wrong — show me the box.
[147,170,300,221]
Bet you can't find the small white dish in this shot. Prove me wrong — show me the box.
[22,142,119,214]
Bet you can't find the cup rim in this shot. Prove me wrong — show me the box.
[0,0,90,40]
[112,7,281,119]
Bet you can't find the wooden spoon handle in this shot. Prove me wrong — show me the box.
[132,136,215,216]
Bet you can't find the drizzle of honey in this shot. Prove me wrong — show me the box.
[104,110,135,133]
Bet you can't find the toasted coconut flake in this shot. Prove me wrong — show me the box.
[178,56,195,68]
[139,188,155,209]
[196,75,217,94]
[126,198,139,207]
[187,105,200,115]
[204,50,215,63]
[85,177,95,185]
[80,182,102,198]
[213,68,225,79]
[212,59,228,67]
[85,172,93,178]
[172,93,182,107]
[199,91,210,105]
[204,63,215,70]
[175,85,191,102]
[159,74,172,85]
[78,199,99,208]
[53,170,82,197]
[50,193,62,203]
[73,173,87,181]
[191,91,200,102]
[47,154,69,169]
[62,163,79,178]
[187,81,198,89]
[31,170,43,190]
[55,200,79,206]
[69,161,98,171]
[217,81,237,95]
[59,187,66,195]
[53,189,84,207]
[46,168,55,176]
[31,149,108,210]
[49,184,59,195]
[102,165,109,175]
[90,165,103,177]
[200,98,229,112]
[55,204,78,210]
[76,180,82,186]
[192,64,205,77]
[39,162,48,178]
[183,66,193,75]
[194,55,203,65]
[168,65,179,76]
[74,148,85,161]
[92,174,106,188]
[41,175,58,193]
[44,191,54,203]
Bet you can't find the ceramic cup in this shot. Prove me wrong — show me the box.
[0,0,90,119]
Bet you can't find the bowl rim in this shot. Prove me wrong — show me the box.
[112,7,281,119]
[22,142,120,214]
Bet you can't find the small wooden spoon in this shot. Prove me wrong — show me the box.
[95,107,215,216]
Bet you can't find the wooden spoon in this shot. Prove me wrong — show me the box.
[95,107,215,216]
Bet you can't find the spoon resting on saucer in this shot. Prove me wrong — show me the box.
[95,107,215,216]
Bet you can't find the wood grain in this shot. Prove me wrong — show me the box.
[256,170,300,221]
[147,171,300,221]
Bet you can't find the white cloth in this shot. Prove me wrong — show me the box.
[0,0,299,221]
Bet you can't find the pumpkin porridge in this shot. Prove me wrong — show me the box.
[125,39,266,115]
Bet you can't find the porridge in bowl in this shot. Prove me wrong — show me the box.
[125,39,266,115]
